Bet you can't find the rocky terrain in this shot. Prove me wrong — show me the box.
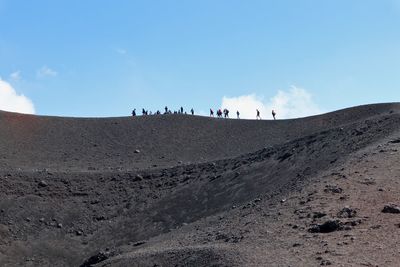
[1,103,400,266]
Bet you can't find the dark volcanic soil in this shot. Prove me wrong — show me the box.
[1,103,400,266]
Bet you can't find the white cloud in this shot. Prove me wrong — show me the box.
[10,70,21,81]
[0,78,35,114]
[37,66,57,78]
[221,86,323,120]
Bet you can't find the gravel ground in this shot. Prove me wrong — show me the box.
[0,103,399,266]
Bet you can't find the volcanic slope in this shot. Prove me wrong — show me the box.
[0,103,398,171]
[0,103,400,266]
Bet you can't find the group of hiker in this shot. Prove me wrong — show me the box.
[132,106,277,120]
[132,106,195,117]
[211,108,230,118]
[210,108,276,120]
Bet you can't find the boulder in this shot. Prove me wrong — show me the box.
[382,204,400,214]
[308,220,343,233]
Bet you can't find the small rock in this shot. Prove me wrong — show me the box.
[343,226,352,231]
[321,259,332,266]
[133,174,143,181]
[57,223,63,228]
[215,233,229,241]
[39,218,45,223]
[134,149,141,154]
[345,219,362,227]
[133,241,146,247]
[95,215,106,221]
[382,204,400,214]
[324,185,343,194]
[38,180,48,187]
[76,230,83,236]
[80,251,112,267]
[353,129,364,136]
[253,198,261,203]
[309,220,343,233]
[359,178,376,185]
[313,211,327,219]
[90,200,100,205]
[389,138,400,144]
[370,225,381,230]
[337,207,357,218]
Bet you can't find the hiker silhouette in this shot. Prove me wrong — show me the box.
[223,109,229,118]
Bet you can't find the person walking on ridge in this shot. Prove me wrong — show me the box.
[217,109,222,118]
[256,109,261,120]
[132,109,136,116]
[223,109,229,118]
[210,109,214,117]
[191,108,194,115]
[272,109,276,120]
[236,110,240,119]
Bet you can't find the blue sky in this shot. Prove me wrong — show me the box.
[0,0,399,118]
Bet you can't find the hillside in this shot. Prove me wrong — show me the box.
[0,103,400,266]
[0,103,398,171]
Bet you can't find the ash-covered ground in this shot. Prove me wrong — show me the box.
[1,103,400,266]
